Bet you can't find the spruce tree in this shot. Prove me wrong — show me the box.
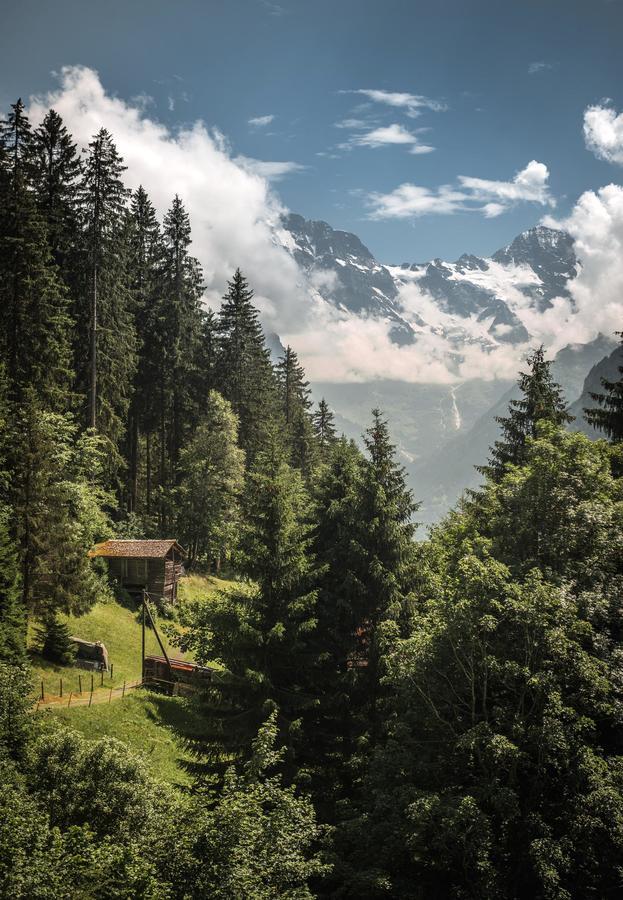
[304,438,366,807]
[36,614,76,665]
[0,505,25,664]
[159,195,204,478]
[0,100,73,412]
[275,345,317,474]
[480,346,573,481]
[125,186,163,514]
[584,331,623,442]
[31,109,81,267]
[176,391,245,570]
[215,269,279,464]
[182,431,318,769]
[77,128,135,450]
[312,398,337,461]
[357,409,418,733]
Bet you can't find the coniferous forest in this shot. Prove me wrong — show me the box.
[3,97,623,900]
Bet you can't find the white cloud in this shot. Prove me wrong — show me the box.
[583,104,623,165]
[341,122,435,154]
[528,61,553,75]
[341,88,446,118]
[248,114,275,128]
[234,155,306,180]
[537,183,623,352]
[28,65,308,331]
[368,161,554,219]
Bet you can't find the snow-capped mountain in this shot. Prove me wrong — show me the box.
[280,214,579,354]
[277,213,612,528]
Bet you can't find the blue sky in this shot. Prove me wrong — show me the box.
[1,0,622,262]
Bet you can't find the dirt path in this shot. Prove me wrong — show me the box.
[35,680,143,711]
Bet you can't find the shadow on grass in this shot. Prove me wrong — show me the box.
[142,688,221,784]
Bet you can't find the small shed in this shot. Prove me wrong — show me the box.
[88,539,186,604]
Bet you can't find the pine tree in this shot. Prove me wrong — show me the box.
[176,391,245,570]
[182,431,318,769]
[584,331,623,442]
[480,346,573,481]
[31,109,81,267]
[275,346,317,474]
[303,438,366,806]
[0,100,73,412]
[215,269,279,464]
[312,398,337,462]
[125,186,163,514]
[0,505,25,664]
[6,393,111,620]
[159,195,204,478]
[77,128,135,449]
[36,614,76,665]
[357,409,418,733]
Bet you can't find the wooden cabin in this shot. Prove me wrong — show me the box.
[88,539,186,604]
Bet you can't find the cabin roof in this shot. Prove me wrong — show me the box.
[88,539,186,559]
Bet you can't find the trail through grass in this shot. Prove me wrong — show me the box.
[29,573,229,702]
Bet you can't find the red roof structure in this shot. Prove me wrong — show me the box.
[88,539,186,559]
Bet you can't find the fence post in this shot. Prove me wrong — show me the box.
[108,686,113,704]
[89,688,93,707]
[78,674,82,695]
[59,678,63,698]
[110,663,114,680]
[40,681,44,702]
[90,673,94,694]
[67,691,72,708]
[122,680,126,699]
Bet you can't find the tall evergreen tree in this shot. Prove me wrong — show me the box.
[176,391,245,570]
[181,432,318,769]
[77,128,135,449]
[275,345,316,473]
[0,505,25,664]
[480,346,573,481]
[215,269,279,464]
[159,195,204,479]
[0,100,73,411]
[125,186,163,514]
[31,109,81,267]
[312,398,337,461]
[584,331,623,442]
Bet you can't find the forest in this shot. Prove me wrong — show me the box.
[2,97,623,899]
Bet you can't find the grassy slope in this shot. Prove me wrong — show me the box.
[34,574,228,786]
[29,574,228,701]
[46,692,201,787]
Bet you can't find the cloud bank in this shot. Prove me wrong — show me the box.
[25,68,623,390]
[28,65,308,329]
[584,104,623,165]
[368,160,554,219]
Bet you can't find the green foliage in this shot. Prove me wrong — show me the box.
[181,435,318,766]
[340,546,623,899]
[6,398,112,618]
[275,345,317,474]
[311,397,337,462]
[173,712,328,899]
[214,268,280,464]
[0,504,26,663]
[585,330,623,442]
[176,391,245,569]
[36,615,76,666]
[481,346,573,482]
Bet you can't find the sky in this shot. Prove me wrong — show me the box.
[2,0,623,387]
[1,0,622,263]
